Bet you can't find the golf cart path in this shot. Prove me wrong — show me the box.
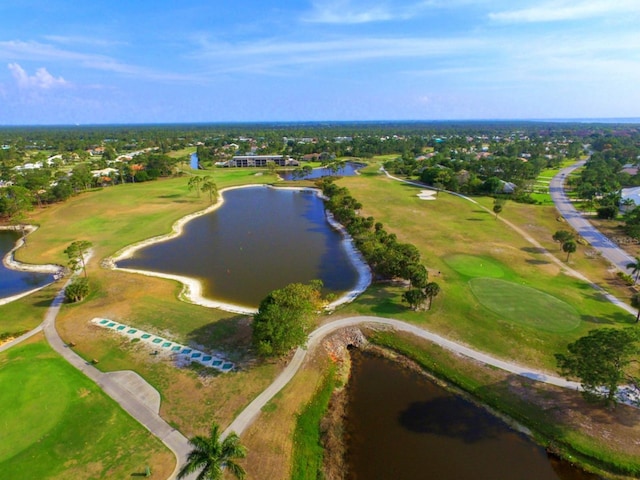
[222,315,587,438]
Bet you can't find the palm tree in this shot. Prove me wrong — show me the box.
[188,176,203,198]
[178,423,247,480]
[562,240,577,262]
[630,293,640,323]
[201,176,218,204]
[626,256,640,283]
[424,282,440,310]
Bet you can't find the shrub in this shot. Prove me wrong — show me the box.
[64,278,90,303]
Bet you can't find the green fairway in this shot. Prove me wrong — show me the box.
[444,254,506,279]
[469,277,581,333]
[0,338,173,479]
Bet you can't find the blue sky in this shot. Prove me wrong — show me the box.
[1,0,639,124]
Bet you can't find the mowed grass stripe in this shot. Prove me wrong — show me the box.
[469,278,581,333]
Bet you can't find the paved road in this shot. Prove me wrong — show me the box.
[550,161,636,276]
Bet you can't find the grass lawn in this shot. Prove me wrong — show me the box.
[0,282,61,336]
[0,335,174,479]
[469,278,580,333]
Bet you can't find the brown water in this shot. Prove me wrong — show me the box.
[345,350,602,480]
[116,186,359,309]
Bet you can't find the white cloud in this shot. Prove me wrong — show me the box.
[194,35,484,73]
[8,63,68,89]
[302,0,415,24]
[0,40,200,83]
[489,0,640,23]
[43,35,126,48]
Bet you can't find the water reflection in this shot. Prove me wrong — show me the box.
[345,350,601,480]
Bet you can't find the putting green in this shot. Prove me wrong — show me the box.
[469,278,581,333]
[444,254,505,279]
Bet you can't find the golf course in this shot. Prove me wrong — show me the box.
[2,159,640,479]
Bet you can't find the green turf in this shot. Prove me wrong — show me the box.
[443,254,505,279]
[0,283,59,335]
[469,277,581,333]
[0,338,172,479]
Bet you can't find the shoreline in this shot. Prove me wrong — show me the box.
[0,225,64,306]
[106,184,372,314]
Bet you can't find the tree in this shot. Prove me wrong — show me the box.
[424,282,441,310]
[201,176,218,204]
[188,175,203,197]
[64,277,90,303]
[552,230,574,245]
[562,240,577,262]
[626,256,640,283]
[492,198,504,219]
[402,288,427,311]
[178,423,246,480]
[252,281,323,357]
[630,292,640,323]
[555,328,639,406]
[64,240,92,277]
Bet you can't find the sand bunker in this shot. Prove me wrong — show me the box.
[417,189,437,200]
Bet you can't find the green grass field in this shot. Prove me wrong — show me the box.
[469,278,581,333]
[0,337,173,479]
[0,283,60,335]
[338,169,633,368]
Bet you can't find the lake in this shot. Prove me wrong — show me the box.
[345,350,601,480]
[116,186,363,310]
[278,161,364,181]
[0,231,55,300]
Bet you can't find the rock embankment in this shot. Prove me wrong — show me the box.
[320,327,367,480]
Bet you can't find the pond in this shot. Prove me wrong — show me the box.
[115,186,365,311]
[0,231,55,301]
[278,161,364,181]
[345,350,602,480]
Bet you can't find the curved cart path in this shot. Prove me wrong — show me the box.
[40,284,194,480]
[223,315,586,438]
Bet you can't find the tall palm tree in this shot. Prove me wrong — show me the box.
[562,240,577,262]
[630,293,640,323]
[188,175,203,198]
[424,282,440,310]
[178,423,247,480]
[626,256,640,283]
[201,176,218,204]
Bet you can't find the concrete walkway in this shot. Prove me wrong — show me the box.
[39,285,194,480]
